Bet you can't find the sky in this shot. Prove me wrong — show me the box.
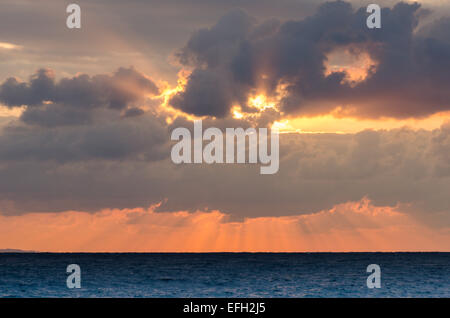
[0,0,449,252]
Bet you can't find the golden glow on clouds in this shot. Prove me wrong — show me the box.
[325,48,377,86]
[276,111,450,134]
[3,65,447,135]
[232,106,244,119]
[0,199,448,252]
[112,67,450,134]
[248,94,277,112]
[0,105,25,118]
[155,69,202,123]
[0,42,21,50]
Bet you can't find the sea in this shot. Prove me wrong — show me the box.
[0,253,448,297]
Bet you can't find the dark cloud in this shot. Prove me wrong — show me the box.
[418,17,450,43]
[1,67,159,109]
[0,70,449,226]
[0,66,167,164]
[1,1,447,84]
[0,67,159,127]
[1,114,450,229]
[170,69,233,117]
[20,103,91,127]
[0,69,55,107]
[0,0,449,229]
[122,107,145,117]
[0,114,170,164]
[0,0,325,83]
[171,1,450,120]
[152,123,450,228]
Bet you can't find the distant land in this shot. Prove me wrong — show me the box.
[0,249,36,253]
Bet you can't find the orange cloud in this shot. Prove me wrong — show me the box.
[325,47,378,86]
[0,199,448,252]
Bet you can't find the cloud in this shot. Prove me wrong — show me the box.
[0,41,22,50]
[0,69,55,107]
[0,112,170,164]
[0,67,159,127]
[20,102,91,127]
[171,1,450,120]
[1,106,450,228]
[0,0,331,84]
[170,69,233,117]
[0,199,448,252]
[0,2,449,231]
